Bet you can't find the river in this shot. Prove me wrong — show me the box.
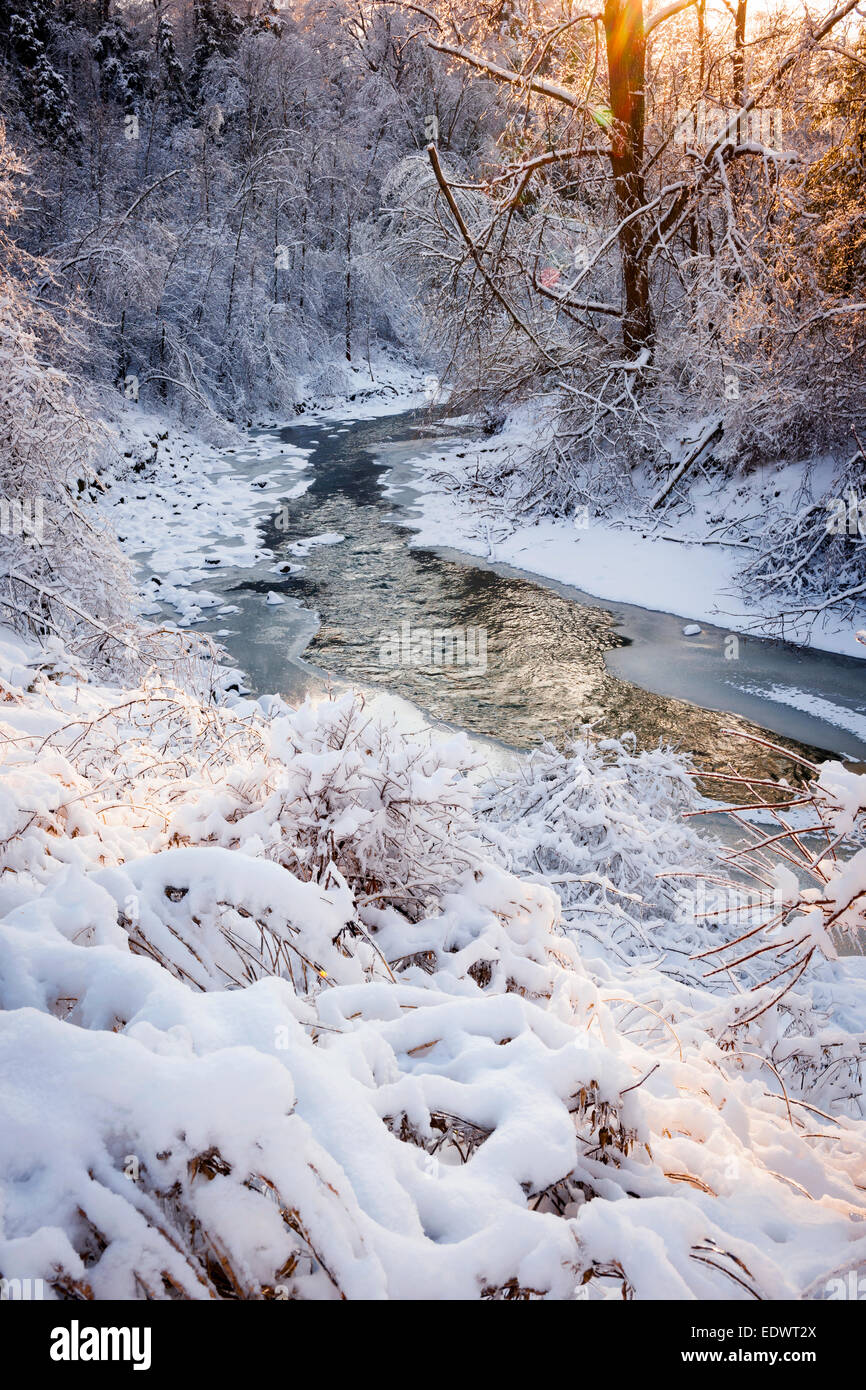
[155,405,866,785]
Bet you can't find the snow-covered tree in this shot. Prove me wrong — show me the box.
[0,126,133,664]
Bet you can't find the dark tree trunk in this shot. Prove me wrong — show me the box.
[345,209,352,362]
[603,0,654,355]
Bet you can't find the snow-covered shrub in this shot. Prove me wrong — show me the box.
[478,731,709,964]
[99,847,364,996]
[172,691,483,919]
[0,982,391,1300]
[3,805,865,1299]
[0,657,481,938]
[694,748,866,1011]
[738,443,866,637]
[478,726,866,1116]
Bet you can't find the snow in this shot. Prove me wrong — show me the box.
[727,681,866,744]
[97,407,312,630]
[272,361,440,424]
[288,532,345,557]
[383,405,866,661]
[97,366,429,638]
[1,619,865,1301]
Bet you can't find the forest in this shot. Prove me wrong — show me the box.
[1,0,866,1321]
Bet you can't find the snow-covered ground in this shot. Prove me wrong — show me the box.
[2,619,866,1301]
[256,359,438,425]
[99,414,306,628]
[384,404,866,662]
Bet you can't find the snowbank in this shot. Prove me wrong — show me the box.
[258,359,439,425]
[385,407,866,661]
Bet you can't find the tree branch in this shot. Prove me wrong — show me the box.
[646,0,698,36]
[426,143,555,361]
[428,40,591,110]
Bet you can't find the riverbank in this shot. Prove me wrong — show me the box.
[98,361,433,630]
[385,401,866,663]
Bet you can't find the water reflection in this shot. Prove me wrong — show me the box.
[216,411,832,787]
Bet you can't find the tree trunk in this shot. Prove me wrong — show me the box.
[733,0,748,136]
[345,208,352,362]
[603,0,654,355]
[697,0,707,85]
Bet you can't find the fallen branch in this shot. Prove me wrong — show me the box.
[650,420,723,510]
[7,571,141,655]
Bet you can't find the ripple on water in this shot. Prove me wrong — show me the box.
[181,409,848,791]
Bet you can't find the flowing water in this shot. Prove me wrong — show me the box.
[169,406,866,785]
